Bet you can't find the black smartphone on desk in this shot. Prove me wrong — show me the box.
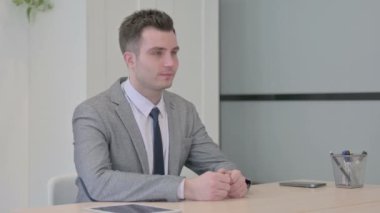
[279,181,326,188]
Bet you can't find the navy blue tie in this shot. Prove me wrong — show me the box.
[150,107,164,175]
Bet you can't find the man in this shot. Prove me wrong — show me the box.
[73,9,249,202]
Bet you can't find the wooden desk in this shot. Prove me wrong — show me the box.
[13,182,380,213]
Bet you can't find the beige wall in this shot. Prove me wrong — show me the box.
[28,0,87,207]
[1,0,219,210]
[0,0,29,212]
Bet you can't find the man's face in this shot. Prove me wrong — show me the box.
[126,27,179,95]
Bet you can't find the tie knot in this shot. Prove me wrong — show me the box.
[149,107,160,120]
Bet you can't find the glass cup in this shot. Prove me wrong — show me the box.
[330,152,367,188]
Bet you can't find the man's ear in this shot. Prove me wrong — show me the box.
[123,51,136,69]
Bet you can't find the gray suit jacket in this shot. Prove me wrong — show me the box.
[73,77,236,202]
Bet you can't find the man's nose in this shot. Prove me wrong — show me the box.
[163,54,177,67]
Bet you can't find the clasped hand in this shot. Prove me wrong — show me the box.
[184,169,248,201]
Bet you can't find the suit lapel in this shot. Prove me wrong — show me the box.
[164,93,181,175]
[110,78,150,174]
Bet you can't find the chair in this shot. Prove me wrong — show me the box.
[47,174,78,205]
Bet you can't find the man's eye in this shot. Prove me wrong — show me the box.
[152,51,163,56]
[171,51,178,56]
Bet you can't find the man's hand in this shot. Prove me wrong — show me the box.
[217,169,248,198]
[184,171,231,201]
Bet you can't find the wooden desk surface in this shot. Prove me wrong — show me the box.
[13,182,380,213]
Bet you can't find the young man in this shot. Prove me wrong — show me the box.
[73,9,249,202]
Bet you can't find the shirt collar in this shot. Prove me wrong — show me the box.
[122,79,166,118]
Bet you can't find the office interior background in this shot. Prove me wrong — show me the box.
[1,0,379,212]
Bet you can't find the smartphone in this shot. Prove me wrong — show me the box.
[279,181,326,188]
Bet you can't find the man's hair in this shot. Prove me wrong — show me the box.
[119,9,175,54]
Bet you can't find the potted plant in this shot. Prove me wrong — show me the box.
[12,0,53,22]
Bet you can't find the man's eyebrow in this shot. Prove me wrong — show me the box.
[148,46,180,52]
[148,47,165,51]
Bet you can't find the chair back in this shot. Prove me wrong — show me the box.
[47,174,77,205]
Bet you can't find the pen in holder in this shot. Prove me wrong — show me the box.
[330,151,367,188]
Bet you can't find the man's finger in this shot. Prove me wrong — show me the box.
[217,168,227,174]
[215,172,231,184]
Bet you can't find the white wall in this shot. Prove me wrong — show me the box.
[0,0,29,212]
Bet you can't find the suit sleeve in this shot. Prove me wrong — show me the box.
[184,103,237,174]
[73,103,184,202]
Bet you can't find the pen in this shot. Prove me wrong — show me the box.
[330,152,351,183]
[342,150,353,185]
[342,150,351,162]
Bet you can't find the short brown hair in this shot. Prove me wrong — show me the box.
[119,9,175,54]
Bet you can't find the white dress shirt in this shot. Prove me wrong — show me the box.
[121,80,169,174]
[121,80,185,199]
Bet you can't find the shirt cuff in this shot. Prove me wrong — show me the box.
[177,179,185,200]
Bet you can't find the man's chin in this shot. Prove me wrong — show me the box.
[156,82,173,91]
[163,83,173,90]
[162,80,174,88]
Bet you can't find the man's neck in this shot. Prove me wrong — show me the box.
[129,80,162,105]
[143,91,162,105]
